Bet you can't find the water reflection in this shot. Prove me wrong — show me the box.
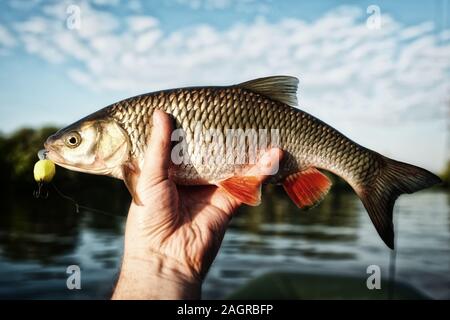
[0,185,448,299]
[0,196,79,263]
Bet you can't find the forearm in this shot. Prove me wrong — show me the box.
[112,253,201,300]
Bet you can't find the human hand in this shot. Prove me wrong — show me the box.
[112,110,282,299]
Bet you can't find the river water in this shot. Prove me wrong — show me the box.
[0,187,448,299]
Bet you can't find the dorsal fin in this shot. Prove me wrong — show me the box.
[236,75,299,106]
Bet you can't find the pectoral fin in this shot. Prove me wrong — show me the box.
[282,167,332,209]
[122,161,143,206]
[218,176,262,206]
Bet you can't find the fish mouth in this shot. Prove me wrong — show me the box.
[43,141,66,165]
[37,149,48,160]
[48,159,113,176]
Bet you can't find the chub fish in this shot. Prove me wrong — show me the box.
[44,76,441,248]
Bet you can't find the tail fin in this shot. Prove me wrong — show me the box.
[357,156,441,249]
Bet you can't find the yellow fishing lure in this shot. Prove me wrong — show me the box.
[34,159,55,183]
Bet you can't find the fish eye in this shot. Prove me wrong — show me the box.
[64,132,82,148]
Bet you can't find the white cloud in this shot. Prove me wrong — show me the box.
[128,16,159,32]
[135,29,162,52]
[175,0,269,13]
[76,4,119,39]
[21,34,65,63]
[91,0,121,6]
[53,32,93,61]
[68,68,93,86]
[14,16,49,34]
[440,29,450,41]
[399,21,434,40]
[8,0,42,10]
[0,25,17,48]
[176,0,232,10]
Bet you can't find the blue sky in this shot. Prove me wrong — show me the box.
[0,0,449,172]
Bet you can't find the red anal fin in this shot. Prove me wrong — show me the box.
[218,176,262,206]
[122,160,143,206]
[283,168,332,209]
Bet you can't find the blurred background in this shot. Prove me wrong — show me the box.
[0,0,449,299]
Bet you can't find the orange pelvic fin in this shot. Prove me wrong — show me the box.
[218,176,262,206]
[122,160,143,206]
[282,167,332,209]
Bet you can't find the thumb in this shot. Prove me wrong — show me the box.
[141,110,173,185]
